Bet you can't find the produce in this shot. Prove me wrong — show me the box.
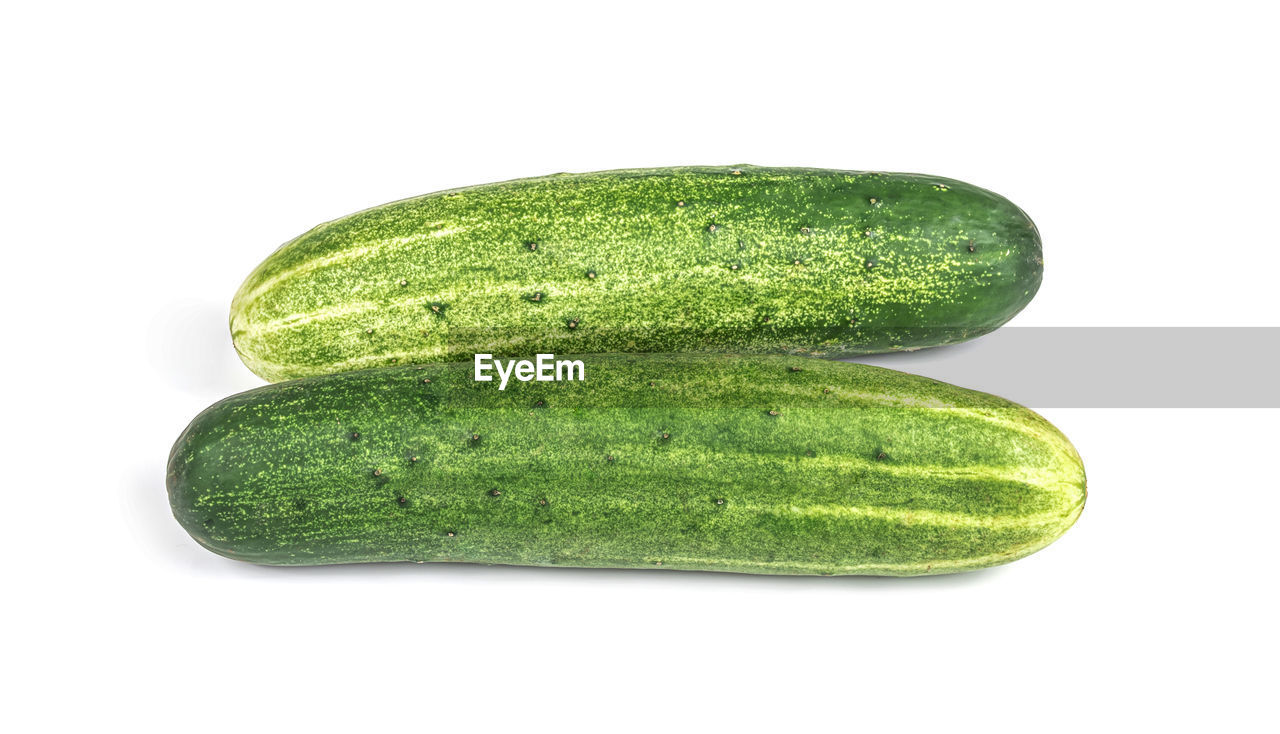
[230,166,1043,381]
[168,354,1085,575]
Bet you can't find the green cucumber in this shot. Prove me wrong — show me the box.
[231,166,1043,381]
[167,354,1084,575]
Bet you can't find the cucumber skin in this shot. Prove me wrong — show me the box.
[230,166,1043,382]
[167,354,1084,576]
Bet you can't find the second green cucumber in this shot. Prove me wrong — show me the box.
[231,165,1043,381]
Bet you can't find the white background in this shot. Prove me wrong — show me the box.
[3,2,1276,731]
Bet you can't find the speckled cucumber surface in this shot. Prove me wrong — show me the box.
[167,354,1085,575]
[231,166,1043,381]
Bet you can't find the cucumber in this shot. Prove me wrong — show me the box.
[231,166,1043,381]
[167,354,1084,575]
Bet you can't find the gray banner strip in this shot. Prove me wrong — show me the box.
[844,327,1280,408]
